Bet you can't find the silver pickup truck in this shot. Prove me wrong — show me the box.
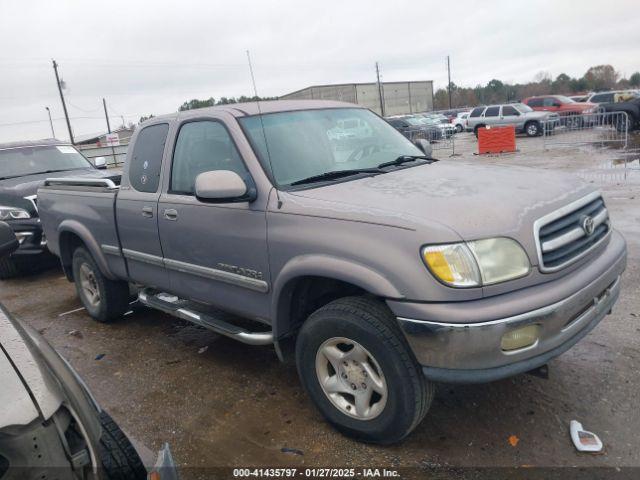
[37,100,627,444]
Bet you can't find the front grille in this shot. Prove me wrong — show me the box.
[536,193,610,271]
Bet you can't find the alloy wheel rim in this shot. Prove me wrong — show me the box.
[79,263,100,307]
[315,337,388,420]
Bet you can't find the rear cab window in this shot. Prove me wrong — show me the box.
[129,124,169,193]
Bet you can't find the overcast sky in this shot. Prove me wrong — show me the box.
[1,0,638,143]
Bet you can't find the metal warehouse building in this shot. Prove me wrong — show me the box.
[280,81,434,116]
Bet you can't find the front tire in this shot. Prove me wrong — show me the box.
[455,124,463,133]
[72,247,129,323]
[295,297,434,444]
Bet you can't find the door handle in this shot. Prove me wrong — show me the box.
[142,206,153,218]
[164,209,178,221]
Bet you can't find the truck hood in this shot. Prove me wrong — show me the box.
[286,160,594,261]
[0,168,117,197]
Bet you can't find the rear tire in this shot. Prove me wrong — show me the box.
[295,296,434,444]
[72,247,129,323]
[455,124,463,133]
[0,257,19,279]
[525,121,541,137]
[99,410,147,480]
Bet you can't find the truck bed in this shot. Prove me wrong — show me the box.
[37,177,128,280]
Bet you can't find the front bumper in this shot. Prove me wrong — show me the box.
[393,230,627,383]
[6,218,48,256]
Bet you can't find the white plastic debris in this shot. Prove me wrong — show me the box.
[570,420,603,453]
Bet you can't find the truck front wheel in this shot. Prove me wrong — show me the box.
[295,296,434,444]
[72,247,129,323]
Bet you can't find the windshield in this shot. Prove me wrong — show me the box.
[555,95,575,104]
[239,108,423,188]
[514,103,534,113]
[404,117,424,126]
[0,145,92,179]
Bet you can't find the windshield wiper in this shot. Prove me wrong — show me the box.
[0,168,83,181]
[289,168,385,186]
[377,155,431,169]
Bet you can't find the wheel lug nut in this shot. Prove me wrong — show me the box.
[361,383,367,389]
[341,373,347,379]
[362,370,367,377]
[351,383,357,390]
[343,361,348,366]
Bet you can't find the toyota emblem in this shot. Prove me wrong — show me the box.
[581,215,595,236]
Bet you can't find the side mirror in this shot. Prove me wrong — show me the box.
[94,157,107,169]
[414,139,433,157]
[195,170,254,202]
[0,222,19,258]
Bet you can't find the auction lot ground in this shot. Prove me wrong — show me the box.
[1,132,639,476]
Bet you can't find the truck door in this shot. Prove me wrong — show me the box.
[157,118,270,320]
[116,123,170,289]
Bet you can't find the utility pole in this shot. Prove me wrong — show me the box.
[102,98,111,133]
[375,62,386,117]
[52,60,74,144]
[446,55,452,109]
[45,107,55,138]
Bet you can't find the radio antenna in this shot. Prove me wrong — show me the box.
[246,50,281,208]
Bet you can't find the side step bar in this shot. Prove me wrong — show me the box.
[138,288,273,346]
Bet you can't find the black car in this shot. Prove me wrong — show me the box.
[0,139,118,278]
[602,97,640,132]
[386,118,443,142]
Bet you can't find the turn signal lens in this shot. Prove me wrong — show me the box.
[422,244,481,287]
[501,325,540,352]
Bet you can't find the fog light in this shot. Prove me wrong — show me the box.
[501,325,540,352]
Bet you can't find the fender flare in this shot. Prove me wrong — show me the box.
[271,254,404,339]
[58,220,117,280]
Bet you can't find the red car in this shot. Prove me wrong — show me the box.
[522,95,598,116]
[522,95,598,128]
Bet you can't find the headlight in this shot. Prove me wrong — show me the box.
[0,205,30,220]
[422,238,530,288]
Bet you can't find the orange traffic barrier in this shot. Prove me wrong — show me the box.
[477,125,516,154]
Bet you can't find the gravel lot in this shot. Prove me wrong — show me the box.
[1,131,639,477]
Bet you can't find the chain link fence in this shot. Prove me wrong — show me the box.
[543,111,628,149]
[77,137,130,168]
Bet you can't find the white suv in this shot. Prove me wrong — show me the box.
[466,103,559,137]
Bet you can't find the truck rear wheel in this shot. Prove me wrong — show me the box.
[525,121,541,137]
[295,296,434,444]
[72,247,129,323]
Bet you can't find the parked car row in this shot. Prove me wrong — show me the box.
[386,113,457,141]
